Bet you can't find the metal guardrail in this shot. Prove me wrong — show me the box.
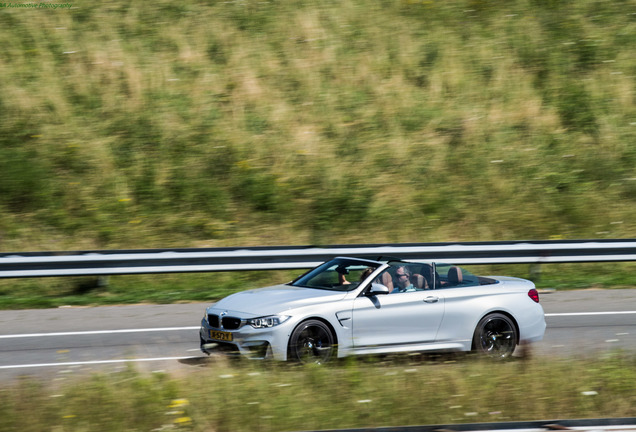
[1,239,636,278]
[299,417,636,432]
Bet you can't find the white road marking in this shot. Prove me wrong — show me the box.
[0,356,199,370]
[545,311,636,317]
[0,327,199,339]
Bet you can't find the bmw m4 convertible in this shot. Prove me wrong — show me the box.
[200,257,546,363]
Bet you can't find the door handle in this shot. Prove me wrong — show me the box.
[424,296,439,303]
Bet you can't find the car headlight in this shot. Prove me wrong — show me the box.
[247,315,291,329]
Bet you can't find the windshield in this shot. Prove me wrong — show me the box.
[290,258,381,291]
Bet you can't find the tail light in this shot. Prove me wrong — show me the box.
[528,288,540,303]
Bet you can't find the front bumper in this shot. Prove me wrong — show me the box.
[199,318,292,361]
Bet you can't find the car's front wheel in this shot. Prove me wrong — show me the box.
[472,313,517,358]
[288,319,335,364]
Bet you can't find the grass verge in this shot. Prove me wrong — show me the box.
[1,354,635,432]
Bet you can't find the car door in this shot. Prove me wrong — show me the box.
[351,289,445,350]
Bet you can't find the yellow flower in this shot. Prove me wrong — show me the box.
[168,399,189,408]
[236,160,251,170]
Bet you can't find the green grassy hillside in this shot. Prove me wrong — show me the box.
[1,0,635,252]
[1,0,636,308]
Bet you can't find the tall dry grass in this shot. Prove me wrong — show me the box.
[1,354,635,432]
[0,0,635,305]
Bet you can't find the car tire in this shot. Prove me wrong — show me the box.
[288,319,335,364]
[472,313,517,359]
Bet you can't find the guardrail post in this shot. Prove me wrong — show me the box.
[529,263,542,283]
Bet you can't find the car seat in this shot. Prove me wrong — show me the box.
[447,266,463,286]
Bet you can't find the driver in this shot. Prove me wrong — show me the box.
[393,266,417,293]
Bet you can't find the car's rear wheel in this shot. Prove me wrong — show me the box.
[288,319,335,364]
[472,313,517,358]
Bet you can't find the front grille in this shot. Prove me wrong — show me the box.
[221,316,242,330]
[208,314,219,328]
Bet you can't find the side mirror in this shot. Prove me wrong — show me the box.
[368,283,390,295]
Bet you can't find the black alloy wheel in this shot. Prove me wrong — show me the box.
[288,319,335,364]
[473,313,518,358]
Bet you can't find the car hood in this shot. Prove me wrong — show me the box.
[209,284,349,316]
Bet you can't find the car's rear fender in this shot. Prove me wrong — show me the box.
[435,287,535,347]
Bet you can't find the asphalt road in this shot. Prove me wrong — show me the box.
[1,288,636,381]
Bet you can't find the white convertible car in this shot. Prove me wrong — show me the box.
[200,257,546,363]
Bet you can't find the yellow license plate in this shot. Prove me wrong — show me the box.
[209,330,233,342]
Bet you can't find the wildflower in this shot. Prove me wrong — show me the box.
[168,399,189,408]
[236,160,251,170]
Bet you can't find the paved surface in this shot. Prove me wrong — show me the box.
[1,289,635,381]
[537,288,636,356]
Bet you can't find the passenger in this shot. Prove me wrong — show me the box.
[359,267,374,281]
[336,265,350,285]
[338,266,374,285]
